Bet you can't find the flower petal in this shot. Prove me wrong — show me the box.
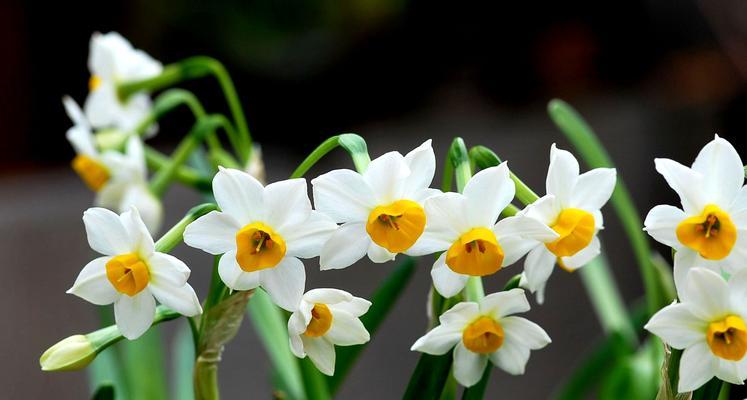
[463,163,515,227]
[546,144,579,206]
[147,252,190,287]
[677,341,716,393]
[212,167,265,224]
[493,215,558,243]
[83,207,133,255]
[521,246,556,300]
[501,316,551,350]
[692,135,744,206]
[312,170,376,223]
[489,335,530,376]
[325,310,370,346]
[403,139,436,195]
[682,267,729,321]
[479,289,530,319]
[644,205,686,249]
[302,336,336,376]
[410,324,462,355]
[183,211,241,255]
[260,257,306,312]
[654,158,704,214]
[149,282,202,316]
[363,151,409,204]
[728,268,747,319]
[328,297,372,318]
[67,256,119,305]
[283,211,338,259]
[264,178,312,231]
[644,302,707,349]
[120,185,163,235]
[319,222,370,270]
[218,250,260,291]
[367,242,396,263]
[409,192,468,256]
[453,342,488,387]
[431,253,469,298]
[120,207,154,256]
[558,235,600,271]
[439,302,480,327]
[498,235,541,268]
[114,290,156,340]
[572,168,616,211]
[519,194,560,226]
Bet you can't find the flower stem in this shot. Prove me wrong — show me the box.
[154,203,219,253]
[143,146,211,191]
[290,133,370,178]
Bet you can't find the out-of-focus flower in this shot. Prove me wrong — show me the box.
[645,267,747,392]
[184,168,337,311]
[84,32,162,133]
[644,135,747,295]
[411,289,550,387]
[287,288,371,375]
[67,207,201,340]
[519,144,616,303]
[312,140,439,270]
[408,164,558,298]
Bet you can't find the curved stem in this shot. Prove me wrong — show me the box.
[290,133,371,178]
[144,146,211,191]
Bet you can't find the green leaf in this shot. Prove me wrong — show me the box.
[403,352,454,400]
[92,384,115,400]
[599,339,660,400]
[300,358,331,400]
[327,257,417,394]
[120,327,167,400]
[88,350,129,400]
[655,346,690,400]
[172,321,196,400]
[462,366,491,400]
[247,288,305,400]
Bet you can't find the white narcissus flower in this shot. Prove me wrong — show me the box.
[644,135,747,295]
[645,268,747,392]
[287,289,371,375]
[183,168,338,311]
[519,144,616,303]
[408,163,559,298]
[411,289,551,387]
[64,96,163,233]
[312,140,439,270]
[84,32,162,133]
[67,207,201,340]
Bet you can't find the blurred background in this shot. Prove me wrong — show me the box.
[2,0,747,398]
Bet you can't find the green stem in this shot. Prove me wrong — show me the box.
[290,133,371,178]
[290,136,340,179]
[194,363,219,400]
[144,146,211,191]
[154,203,219,253]
[119,56,252,164]
[300,358,331,400]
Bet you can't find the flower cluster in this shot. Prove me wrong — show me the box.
[644,135,747,392]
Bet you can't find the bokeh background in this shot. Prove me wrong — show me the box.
[2,0,747,398]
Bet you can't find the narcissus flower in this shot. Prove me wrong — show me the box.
[67,207,201,340]
[312,140,439,270]
[84,32,162,133]
[644,135,747,294]
[408,164,558,298]
[645,268,747,392]
[519,144,616,303]
[411,289,550,387]
[287,289,371,375]
[184,168,337,311]
[65,96,163,233]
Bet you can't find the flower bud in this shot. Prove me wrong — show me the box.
[40,335,95,371]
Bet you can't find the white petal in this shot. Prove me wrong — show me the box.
[212,167,265,224]
[319,222,370,270]
[545,144,579,206]
[453,342,488,387]
[124,136,147,177]
[501,316,551,350]
[405,228,451,257]
[728,185,747,228]
[328,297,372,318]
[84,84,120,128]
[493,215,558,243]
[644,302,707,349]
[311,170,376,223]
[520,195,560,226]
[692,135,744,206]
[325,311,370,346]
[218,250,260,291]
[149,282,202,316]
[260,257,306,312]
[654,158,704,214]
[363,152,409,204]
[403,139,436,195]
[498,235,541,268]
[119,207,154,256]
[303,288,352,304]
[682,267,729,321]
[66,125,97,157]
[288,314,306,357]
[183,211,240,255]
[63,95,89,129]
[559,235,600,271]
[439,302,480,327]
[728,268,747,319]
[67,256,118,305]
[283,211,338,259]
[147,252,190,287]
[715,358,743,385]
[83,207,133,255]
[367,242,396,263]
[410,324,462,355]
[673,249,699,300]
[677,341,716,393]
[643,205,687,249]
[114,290,156,340]
[431,253,468,298]
[264,178,312,231]
[489,336,530,375]
[119,185,163,235]
[479,289,530,319]
[412,192,468,253]
[302,336,336,376]
[521,246,556,296]
[463,163,515,227]
[572,168,616,210]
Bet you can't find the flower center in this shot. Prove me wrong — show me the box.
[366,200,426,253]
[545,208,595,257]
[72,155,110,192]
[89,75,102,91]
[446,227,504,276]
[462,316,504,354]
[304,303,334,337]
[106,253,150,296]
[707,315,747,361]
[676,204,737,260]
[235,222,286,272]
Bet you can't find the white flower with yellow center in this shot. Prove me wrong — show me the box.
[411,289,551,387]
[67,207,201,340]
[64,96,163,233]
[645,267,747,392]
[519,144,616,303]
[408,163,559,298]
[184,168,338,311]
[644,135,747,294]
[287,289,371,375]
[312,140,439,269]
[84,32,162,133]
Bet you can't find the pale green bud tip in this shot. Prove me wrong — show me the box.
[40,335,95,372]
